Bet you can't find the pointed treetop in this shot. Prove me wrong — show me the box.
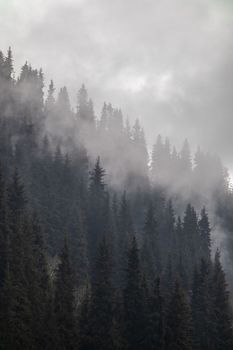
[89,157,106,193]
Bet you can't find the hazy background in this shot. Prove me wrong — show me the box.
[1,0,233,169]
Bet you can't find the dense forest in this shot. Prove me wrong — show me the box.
[0,47,233,349]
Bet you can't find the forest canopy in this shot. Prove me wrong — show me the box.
[0,47,233,350]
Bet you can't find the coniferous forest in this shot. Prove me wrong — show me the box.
[0,47,233,350]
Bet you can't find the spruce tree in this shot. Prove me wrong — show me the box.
[7,169,27,231]
[89,237,114,350]
[198,207,211,261]
[28,213,54,350]
[88,157,107,260]
[123,236,146,350]
[164,280,193,350]
[116,192,134,286]
[54,236,76,350]
[147,277,164,349]
[4,47,14,81]
[4,216,35,350]
[45,80,56,114]
[78,286,92,350]
[0,164,9,288]
[211,250,233,350]
[191,259,213,350]
[183,204,199,275]
[141,201,161,282]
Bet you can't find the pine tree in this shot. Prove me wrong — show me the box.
[141,201,161,282]
[88,157,107,260]
[7,169,27,231]
[0,164,9,288]
[89,157,105,194]
[164,280,193,350]
[4,216,35,350]
[54,236,76,350]
[180,139,192,175]
[147,277,164,349]
[191,259,213,350]
[183,204,199,275]
[198,207,211,261]
[123,236,146,350]
[161,199,175,262]
[28,213,54,350]
[45,80,56,114]
[0,164,10,348]
[99,102,108,131]
[89,237,114,350]
[131,119,148,184]
[77,84,95,126]
[78,286,92,350]
[116,192,134,286]
[71,207,89,287]
[56,86,71,115]
[4,47,14,81]
[211,250,233,350]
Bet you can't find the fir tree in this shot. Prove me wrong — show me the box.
[0,164,9,288]
[164,280,193,350]
[191,259,213,350]
[123,236,146,350]
[54,236,76,350]
[141,201,161,282]
[147,277,164,349]
[211,250,233,350]
[198,207,211,261]
[89,237,114,350]
[88,157,107,260]
[4,47,14,81]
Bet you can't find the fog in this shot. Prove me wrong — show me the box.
[1,0,233,171]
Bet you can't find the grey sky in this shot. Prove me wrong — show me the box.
[1,0,233,168]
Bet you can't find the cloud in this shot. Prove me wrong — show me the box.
[0,0,233,168]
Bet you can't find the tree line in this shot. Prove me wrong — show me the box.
[0,47,232,349]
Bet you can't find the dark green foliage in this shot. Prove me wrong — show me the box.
[191,259,213,350]
[211,250,233,350]
[141,202,161,282]
[183,204,199,277]
[116,192,134,286]
[7,168,27,227]
[78,287,92,350]
[88,157,107,261]
[198,207,211,261]
[147,277,164,349]
[0,164,9,288]
[54,237,76,350]
[123,236,147,350]
[89,237,114,350]
[164,280,193,350]
[0,47,232,350]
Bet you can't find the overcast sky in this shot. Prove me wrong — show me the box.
[1,0,233,168]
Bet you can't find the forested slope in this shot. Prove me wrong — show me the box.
[0,48,232,350]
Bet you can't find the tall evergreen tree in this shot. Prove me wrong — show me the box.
[89,237,114,350]
[88,157,107,260]
[0,164,9,288]
[54,236,76,350]
[164,280,193,350]
[116,192,134,286]
[198,207,211,261]
[123,236,146,350]
[211,250,233,350]
[141,201,161,282]
[183,204,199,275]
[147,277,164,349]
[191,259,213,350]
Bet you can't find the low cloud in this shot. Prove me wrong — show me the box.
[1,0,233,168]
